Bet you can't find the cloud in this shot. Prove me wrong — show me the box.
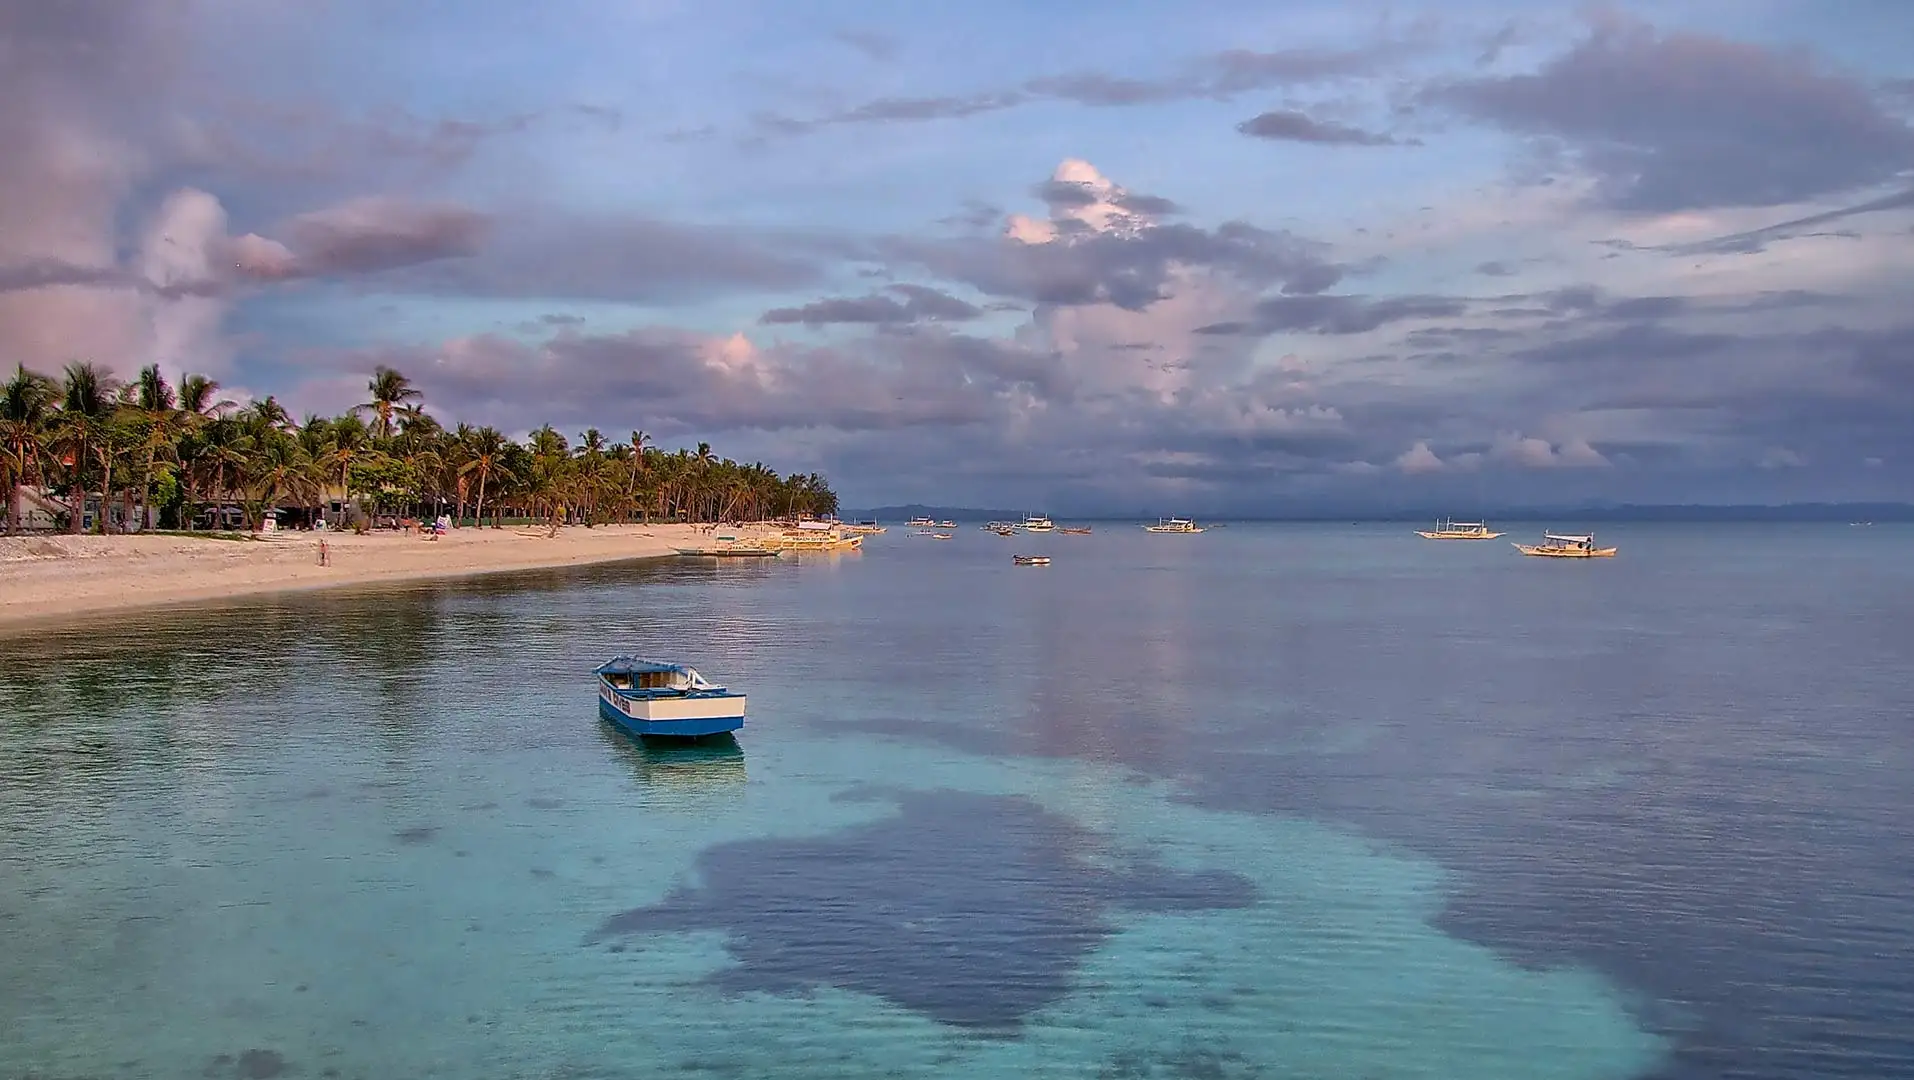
[885,161,1342,312]
[231,197,490,282]
[1431,14,1914,211]
[833,29,899,63]
[1759,446,1806,469]
[1395,441,1446,474]
[760,284,981,327]
[1237,110,1405,146]
[1488,432,1610,468]
[1197,293,1466,336]
[756,28,1433,136]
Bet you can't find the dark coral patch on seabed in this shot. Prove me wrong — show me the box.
[591,789,1257,1030]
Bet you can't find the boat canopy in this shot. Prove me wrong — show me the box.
[595,657,720,691]
[1544,533,1592,543]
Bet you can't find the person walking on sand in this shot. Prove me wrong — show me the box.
[318,538,331,566]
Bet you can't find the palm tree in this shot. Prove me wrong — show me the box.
[361,366,422,441]
[458,427,514,527]
[51,362,119,533]
[2,365,58,533]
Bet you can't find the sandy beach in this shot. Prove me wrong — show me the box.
[0,524,757,632]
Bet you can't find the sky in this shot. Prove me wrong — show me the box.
[4,0,1913,514]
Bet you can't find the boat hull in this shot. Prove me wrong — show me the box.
[599,687,747,738]
[1417,531,1503,540]
[1512,543,1617,558]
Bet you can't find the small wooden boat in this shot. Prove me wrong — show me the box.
[932,532,953,540]
[1012,554,1051,566]
[1058,526,1092,535]
[596,658,747,739]
[1417,518,1503,540]
[1513,532,1617,558]
[936,520,957,529]
[842,520,887,535]
[1143,517,1205,533]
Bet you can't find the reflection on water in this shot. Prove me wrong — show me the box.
[603,727,748,790]
[2,524,1912,1078]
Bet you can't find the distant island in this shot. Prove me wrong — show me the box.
[851,503,1914,523]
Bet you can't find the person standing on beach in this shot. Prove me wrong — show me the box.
[318,539,331,566]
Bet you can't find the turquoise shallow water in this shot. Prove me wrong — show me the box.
[3,523,1912,1079]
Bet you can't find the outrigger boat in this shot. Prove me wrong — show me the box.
[1058,526,1092,535]
[1018,515,1056,532]
[759,521,864,552]
[906,516,936,528]
[841,520,887,535]
[1417,518,1503,540]
[1143,517,1205,533]
[1512,532,1617,558]
[596,658,747,739]
[1012,554,1051,566]
[674,535,780,557]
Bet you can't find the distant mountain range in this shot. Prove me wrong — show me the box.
[850,502,1914,523]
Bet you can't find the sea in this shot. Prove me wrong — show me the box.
[2,522,1911,1080]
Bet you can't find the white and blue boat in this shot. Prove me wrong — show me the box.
[595,657,747,739]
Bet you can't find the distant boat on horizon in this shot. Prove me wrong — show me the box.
[1512,532,1617,558]
[1143,517,1205,533]
[1416,518,1503,540]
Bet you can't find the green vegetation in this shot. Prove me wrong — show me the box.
[1,362,837,534]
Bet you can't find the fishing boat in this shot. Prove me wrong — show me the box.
[1059,526,1092,535]
[932,532,954,540]
[936,520,957,529]
[907,516,936,528]
[1512,532,1617,558]
[674,535,780,557]
[1416,518,1503,540]
[1143,517,1205,533]
[1012,554,1051,566]
[1019,515,1056,532]
[842,520,887,535]
[595,658,747,739]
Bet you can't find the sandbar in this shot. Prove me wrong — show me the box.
[0,524,762,633]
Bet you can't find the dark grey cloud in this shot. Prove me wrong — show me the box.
[886,221,1341,312]
[833,29,900,62]
[760,284,981,327]
[755,29,1431,136]
[1237,110,1404,146]
[1476,260,1515,276]
[381,214,824,302]
[1675,186,1914,254]
[1430,16,1914,211]
[1197,293,1466,336]
[234,197,491,282]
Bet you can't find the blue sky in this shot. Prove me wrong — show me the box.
[4,0,1913,511]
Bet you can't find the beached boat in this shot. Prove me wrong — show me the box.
[1059,526,1092,535]
[1143,517,1205,533]
[1019,515,1056,532]
[1417,518,1503,540]
[1512,532,1617,558]
[1013,554,1051,566]
[596,658,747,739]
[759,521,864,552]
[674,534,780,557]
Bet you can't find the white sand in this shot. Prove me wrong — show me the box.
[0,524,758,631]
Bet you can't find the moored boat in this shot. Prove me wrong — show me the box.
[842,520,887,535]
[1019,515,1056,532]
[1512,532,1617,558]
[1143,517,1205,533]
[1416,518,1503,540]
[1013,554,1051,566]
[596,658,747,739]
[1058,526,1092,535]
[674,534,780,557]
[907,516,936,528]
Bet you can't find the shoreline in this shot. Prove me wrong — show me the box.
[0,523,763,634]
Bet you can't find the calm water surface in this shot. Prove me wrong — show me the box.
[3,523,1912,1079]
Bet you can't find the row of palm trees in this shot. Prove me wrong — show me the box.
[1,362,839,534]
